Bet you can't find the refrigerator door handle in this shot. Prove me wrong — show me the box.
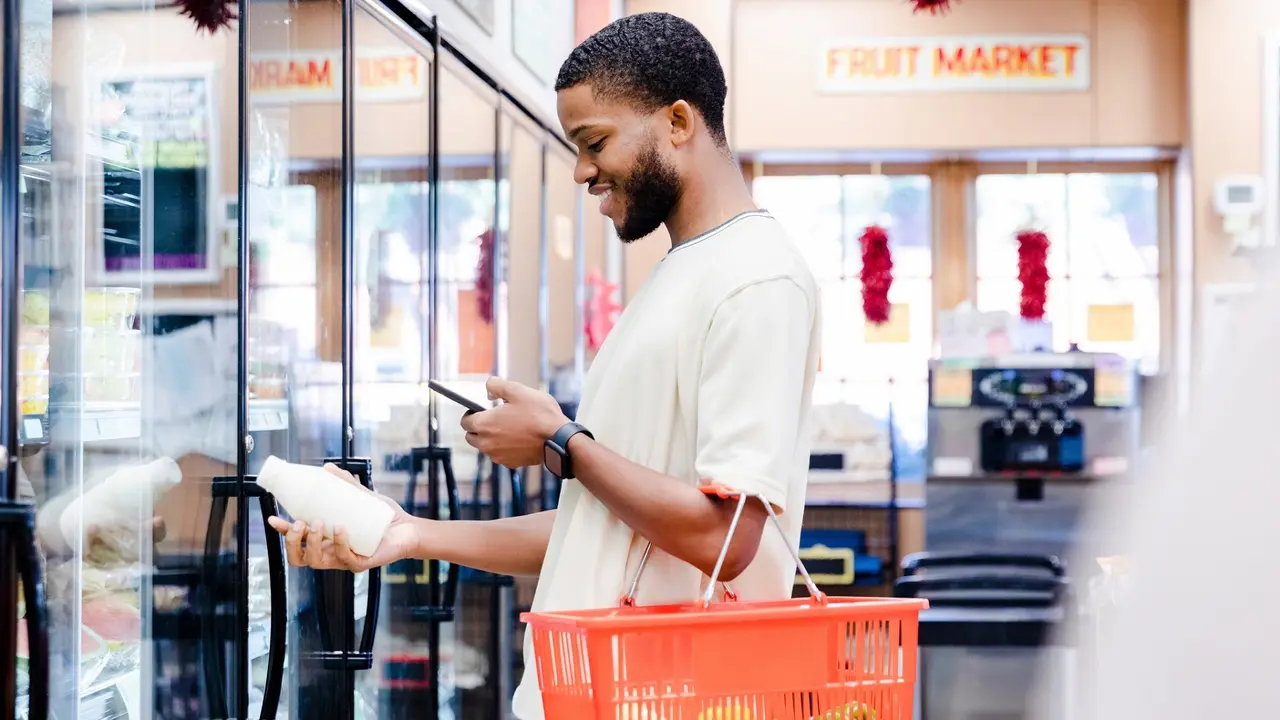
[255,489,287,718]
[439,451,460,612]
[510,467,525,517]
[5,502,47,720]
[354,471,380,657]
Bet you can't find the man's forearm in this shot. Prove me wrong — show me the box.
[411,509,556,577]
[565,435,766,581]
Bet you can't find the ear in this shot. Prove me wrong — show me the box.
[666,100,696,148]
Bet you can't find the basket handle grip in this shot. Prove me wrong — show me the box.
[620,485,827,609]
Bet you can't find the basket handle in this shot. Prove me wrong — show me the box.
[620,485,827,609]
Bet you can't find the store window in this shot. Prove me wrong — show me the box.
[754,173,931,481]
[974,172,1161,372]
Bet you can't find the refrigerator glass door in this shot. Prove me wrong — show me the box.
[346,4,438,719]
[242,0,348,717]
[501,110,547,695]
[17,1,248,719]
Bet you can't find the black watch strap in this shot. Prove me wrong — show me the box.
[544,422,593,480]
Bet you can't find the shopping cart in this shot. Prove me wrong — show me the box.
[521,486,929,720]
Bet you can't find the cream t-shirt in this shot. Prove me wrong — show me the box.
[511,210,821,719]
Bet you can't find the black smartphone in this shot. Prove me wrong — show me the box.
[428,379,488,413]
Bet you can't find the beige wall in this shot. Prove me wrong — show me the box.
[1188,0,1278,287]
[732,0,1185,152]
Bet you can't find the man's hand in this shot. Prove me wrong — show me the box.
[267,464,419,572]
[460,377,569,469]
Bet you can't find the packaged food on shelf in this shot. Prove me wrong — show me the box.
[20,395,48,415]
[19,338,49,373]
[82,373,140,403]
[19,370,48,399]
[82,328,141,374]
[19,324,49,348]
[22,289,50,325]
[83,287,140,331]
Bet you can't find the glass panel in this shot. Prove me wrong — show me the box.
[545,147,581,418]
[582,189,608,366]
[1067,277,1160,373]
[818,278,931,383]
[349,7,435,720]
[1066,173,1160,278]
[752,175,843,281]
[244,0,344,716]
[810,381,929,482]
[436,54,499,720]
[20,1,244,719]
[843,175,933,279]
[974,173,1068,279]
[975,278,1071,352]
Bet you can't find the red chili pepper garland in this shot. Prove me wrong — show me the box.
[910,0,959,14]
[476,229,495,325]
[176,0,238,33]
[858,225,894,325]
[1016,229,1051,321]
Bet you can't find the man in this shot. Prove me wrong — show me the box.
[269,12,821,718]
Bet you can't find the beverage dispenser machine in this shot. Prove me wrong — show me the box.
[925,352,1140,563]
[907,352,1141,720]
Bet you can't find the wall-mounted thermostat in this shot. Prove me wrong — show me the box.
[1214,175,1264,216]
[1215,175,1267,253]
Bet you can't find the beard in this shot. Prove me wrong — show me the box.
[613,138,682,243]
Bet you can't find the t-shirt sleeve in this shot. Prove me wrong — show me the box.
[693,277,815,514]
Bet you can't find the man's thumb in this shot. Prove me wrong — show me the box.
[485,376,520,402]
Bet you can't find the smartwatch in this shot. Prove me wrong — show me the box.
[544,422,594,480]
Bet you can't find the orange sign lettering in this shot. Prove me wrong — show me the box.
[250,58,334,93]
[819,35,1091,92]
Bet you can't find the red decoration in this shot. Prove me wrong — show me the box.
[858,225,894,325]
[176,0,238,33]
[475,229,496,325]
[584,269,622,352]
[1016,229,1051,320]
[910,0,958,14]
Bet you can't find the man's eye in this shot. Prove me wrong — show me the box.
[588,139,606,153]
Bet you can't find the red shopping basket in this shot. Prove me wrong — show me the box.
[522,487,928,720]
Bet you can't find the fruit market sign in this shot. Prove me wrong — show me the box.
[250,48,427,104]
[818,34,1090,93]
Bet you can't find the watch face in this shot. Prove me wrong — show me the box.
[544,444,565,479]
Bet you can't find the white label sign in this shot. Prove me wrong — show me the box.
[819,34,1091,93]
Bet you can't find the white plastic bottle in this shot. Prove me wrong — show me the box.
[60,456,183,544]
[256,456,394,557]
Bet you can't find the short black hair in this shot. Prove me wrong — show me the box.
[555,12,729,146]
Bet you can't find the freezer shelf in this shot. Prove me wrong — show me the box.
[33,398,289,444]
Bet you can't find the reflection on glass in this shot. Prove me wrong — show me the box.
[545,148,581,418]
[18,1,243,718]
[436,55,499,719]
[582,191,608,365]
[244,0,344,717]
